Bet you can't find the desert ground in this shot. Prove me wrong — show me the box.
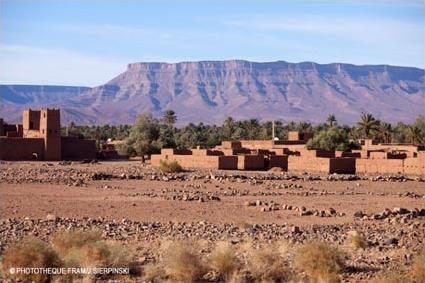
[0,160,424,282]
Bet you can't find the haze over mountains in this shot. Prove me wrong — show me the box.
[1,60,424,125]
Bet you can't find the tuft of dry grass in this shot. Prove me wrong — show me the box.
[346,230,368,250]
[143,263,166,283]
[53,230,132,282]
[161,239,205,282]
[159,160,183,173]
[245,241,292,283]
[1,236,62,283]
[368,272,407,283]
[207,241,241,281]
[411,254,425,283]
[52,230,102,256]
[294,241,344,283]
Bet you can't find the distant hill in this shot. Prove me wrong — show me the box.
[1,60,424,125]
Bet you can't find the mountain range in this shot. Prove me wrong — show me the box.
[1,60,424,125]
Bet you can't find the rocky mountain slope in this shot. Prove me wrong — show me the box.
[1,60,424,125]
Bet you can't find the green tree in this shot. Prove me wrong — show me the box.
[356,113,380,138]
[306,127,359,151]
[126,113,161,156]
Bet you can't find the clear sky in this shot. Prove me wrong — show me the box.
[1,0,424,86]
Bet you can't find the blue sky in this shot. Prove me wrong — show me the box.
[1,0,424,86]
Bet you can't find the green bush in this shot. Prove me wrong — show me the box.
[307,127,360,152]
[159,160,183,173]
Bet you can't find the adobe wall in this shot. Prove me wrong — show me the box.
[297,149,336,158]
[335,151,361,158]
[329,158,356,174]
[151,154,238,170]
[237,155,265,170]
[239,140,274,149]
[61,137,96,160]
[0,138,45,160]
[288,156,331,173]
[355,159,404,174]
[220,141,242,149]
[192,149,224,156]
[220,148,251,156]
[362,143,423,153]
[403,158,425,176]
[161,148,192,155]
[269,155,288,170]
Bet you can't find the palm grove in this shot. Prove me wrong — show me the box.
[64,111,425,156]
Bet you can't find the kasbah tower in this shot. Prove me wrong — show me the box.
[23,108,61,161]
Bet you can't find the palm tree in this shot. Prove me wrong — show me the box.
[244,119,260,140]
[222,117,235,140]
[163,109,177,127]
[357,113,380,139]
[327,114,337,127]
[378,122,393,143]
[297,121,312,132]
[407,125,423,145]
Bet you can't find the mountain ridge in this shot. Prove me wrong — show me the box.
[1,60,424,125]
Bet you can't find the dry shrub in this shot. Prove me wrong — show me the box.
[53,230,131,282]
[208,241,241,281]
[52,230,101,255]
[143,263,166,283]
[346,230,367,250]
[411,254,425,283]
[161,239,205,282]
[294,241,344,283]
[245,241,292,283]
[1,236,62,283]
[368,272,407,283]
[159,160,183,173]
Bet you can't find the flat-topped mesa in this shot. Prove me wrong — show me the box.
[125,60,422,75]
[126,60,298,73]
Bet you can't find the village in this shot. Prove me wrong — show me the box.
[1,108,424,176]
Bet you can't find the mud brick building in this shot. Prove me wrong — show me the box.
[152,132,424,176]
[0,108,96,161]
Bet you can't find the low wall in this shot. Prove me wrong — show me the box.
[61,137,96,160]
[161,148,192,156]
[355,159,404,174]
[237,155,265,170]
[298,149,336,158]
[221,141,242,149]
[288,156,355,174]
[0,137,45,160]
[151,154,238,170]
[239,140,274,149]
[192,149,223,156]
[335,151,361,158]
[220,148,251,156]
[329,158,356,174]
[403,158,425,175]
[269,155,288,170]
[288,156,331,173]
